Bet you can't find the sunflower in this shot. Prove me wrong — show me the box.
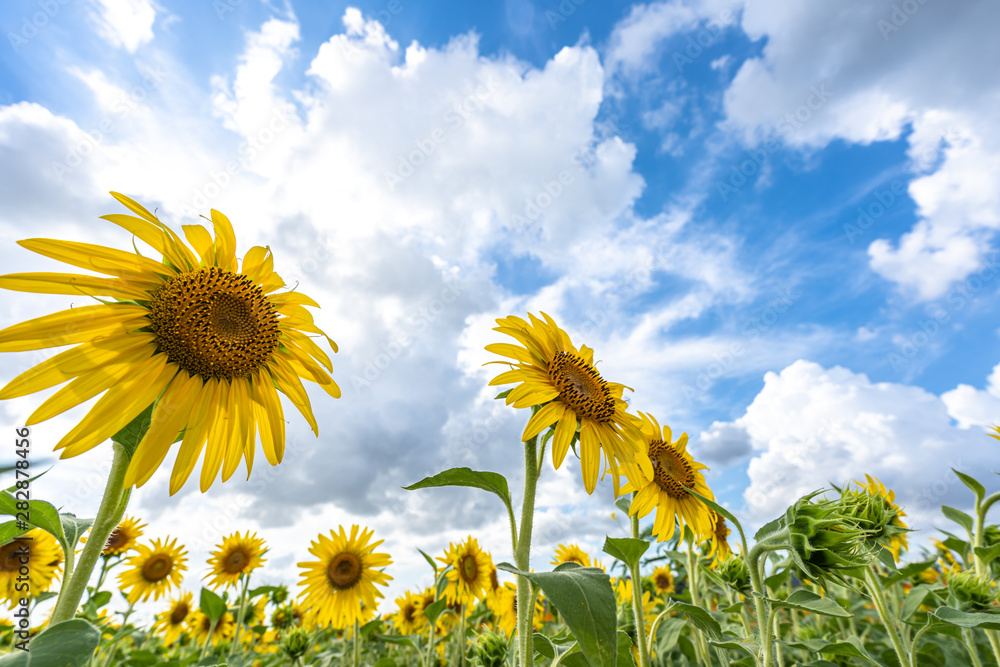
[297,525,392,629]
[651,565,674,595]
[118,537,187,603]
[0,193,339,494]
[854,474,909,561]
[271,601,309,630]
[613,577,656,631]
[189,609,235,646]
[621,412,714,542]
[438,536,492,605]
[206,530,267,589]
[392,590,427,635]
[485,312,645,494]
[0,529,62,606]
[153,591,192,646]
[488,582,545,636]
[551,543,591,567]
[236,597,269,644]
[101,516,146,556]
[415,587,437,623]
[706,512,732,565]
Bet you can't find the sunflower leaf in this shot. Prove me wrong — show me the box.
[403,468,514,526]
[0,491,67,553]
[781,637,878,665]
[59,514,93,553]
[940,505,974,535]
[421,599,448,625]
[664,600,723,641]
[769,589,852,618]
[112,403,155,462]
[931,606,1000,630]
[417,548,438,575]
[199,587,226,625]
[0,619,100,666]
[974,543,1000,566]
[952,469,986,503]
[497,562,618,667]
[0,521,28,547]
[602,536,649,573]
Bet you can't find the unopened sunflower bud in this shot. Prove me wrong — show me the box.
[948,571,998,612]
[269,584,290,605]
[473,629,509,667]
[785,492,874,580]
[718,554,752,593]
[839,475,910,561]
[281,627,311,660]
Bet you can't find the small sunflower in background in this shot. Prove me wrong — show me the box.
[551,543,592,567]
[486,312,646,494]
[297,525,392,629]
[237,596,270,645]
[118,536,187,603]
[613,577,656,630]
[438,536,492,606]
[271,601,309,630]
[153,591,192,646]
[651,565,675,595]
[707,512,732,565]
[101,516,146,556]
[392,590,427,635]
[205,530,267,589]
[0,529,62,606]
[621,412,714,542]
[489,582,518,636]
[0,192,339,494]
[415,587,437,623]
[189,608,235,646]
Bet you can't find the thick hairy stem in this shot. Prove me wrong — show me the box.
[862,568,912,667]
[629,508,650,667]
[516,435,540,667]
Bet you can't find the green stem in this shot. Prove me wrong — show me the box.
[747,531,788,667]
[684,542,713,667]
[50,442,131,625]
[910,622,942,667]
[629,509,650,667]
[50,533,76,621]
[458,606,467,667]
[227,575,252,661]
[353,619,362,667]
[516,434,540,667]
[862,567,912,667]
[89,557,111,602]
[199,618,217,660]
[963,628,984,667]
[971,490,1000,666]
[425,618,436,667]
[101,600,134,667]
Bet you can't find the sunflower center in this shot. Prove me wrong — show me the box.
[170,602,189,625]
[148,267,280,380]
[104,527,127,554]
[327,552,362,590]
[142,553,174,582]
[547,351,615,422]
[459,554,479,584]
[223,548,251,574]
[0,541,25,572]
[402,603,417,622]
[648,440,695,499]
[715,517,730,541]
[654,573,672,590]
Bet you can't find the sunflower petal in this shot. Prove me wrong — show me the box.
[521,401,565,442]
[200,380,232,492]
[269,358,318,435]
[255,369,285,464]
[0,272,153,299]
[182,224,214,265]
[210,209,237,272]
[100,214,197,272]
[125,372,202,488]
[19,238,169,277]
[169,379,218,495]
[0,304,147,352]
[552,410,578,468]
[579,422,601,494]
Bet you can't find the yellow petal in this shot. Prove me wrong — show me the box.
[169,379,219,495]
[485,343,537,366]
[282,329,333,371]
[200,380,232,492]
[100,213,197,272]
[254,369,285,464]
[125,372,202,488]
[552,410,577,469]
[19,238,168,277]
[521,401,565,442]
[579,422,601,494]
[269,291,321,309]
[210,209,237,272]
[269,358,318,435]
[0,272,154,299]
[182,224,214,265]
[221,379,249,482]
[0,305,147,352]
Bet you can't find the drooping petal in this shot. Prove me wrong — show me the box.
[125,372,202,488]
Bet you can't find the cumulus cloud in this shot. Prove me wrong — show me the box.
[942,362,1000,429]
[90,0,157,52]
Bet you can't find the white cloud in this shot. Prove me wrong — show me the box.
[942,362,1000,429]
[90,0,157,52]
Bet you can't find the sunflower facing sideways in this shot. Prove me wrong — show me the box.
[486,312,647,494]
[0,192,339,494]
[621,412,714,542]
[438,536,493,606]
[297,525,392,629]
[205,530,267,589]
[153,591,193,646]
[102,516,146,556]
[118,536,187,603]
[392,590,427,635]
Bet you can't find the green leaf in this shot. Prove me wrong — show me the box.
[754,515,786,541]
[403,468,514,521]
[497,562,618,667]
[614,497,632,515]
[0,619,100,666]
[0,492,67,552]
[876,546,898,572]
[360,619,383,639]
[417,548,439,575]
[247,585,281,599]
[680,484,748,555]
[708,638,759,659]
[421,599,448,625]
[112,403,155,461]
[901,583,946,620]
[60,514,92,551]
[533,634,556,659]
[953,469,986,503]
[494,388,512,400]
[199,588,226,624]
[602,536,649,572]
[0,520,28,547]
[654,617,687,654]
[616,631,636,667]
[931,606,1000,630]
[940,505,974,534]
[782,637,878,665]
[885,558,938,586]
[372,633,416,649]
[974,543,1000,566]
[770,589,851,618]
[664,600,722,641]
[90,590,113,608]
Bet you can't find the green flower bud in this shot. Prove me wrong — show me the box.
[948,571,998,612]
[838,475,909,560]
[785,492,874,581]
[269,583,290,605]
[717,554,752,593]
[281,627,311,660]
[472,629,509,667]
[984,525,1000,548]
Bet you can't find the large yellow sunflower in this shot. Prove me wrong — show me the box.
[205,530,267,589]
[0,193,339,494]
[189,609,235,646]
[486,312,646,494]
[118,536,187,603]
[153,591,192,646]
[392,590,427,635]
[551,543,591,567]
[297,525,392,629]
[621,412,714,542]
[438,536,492,605]
[0,529,62,606]
[101,516,146,556]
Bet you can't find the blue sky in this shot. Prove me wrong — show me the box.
[1,0,998,620]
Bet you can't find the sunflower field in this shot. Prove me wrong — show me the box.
[0,195,999,667]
